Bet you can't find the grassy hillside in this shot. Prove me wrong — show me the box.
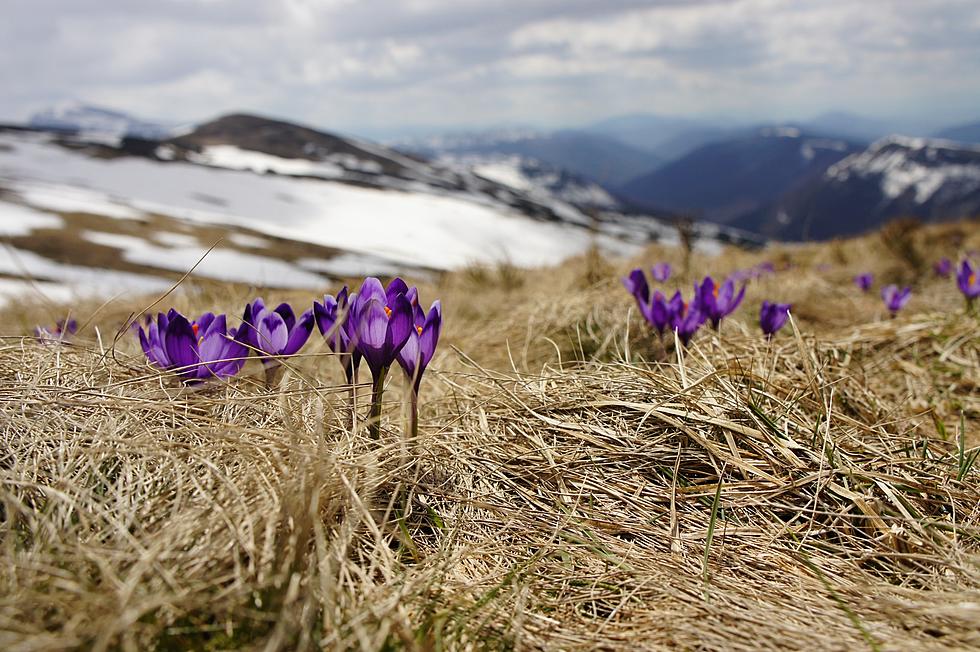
[1,218,978,650]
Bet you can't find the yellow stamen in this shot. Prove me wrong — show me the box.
[416,325,423,335]
[384,306,392,318]
[971,273,976,286]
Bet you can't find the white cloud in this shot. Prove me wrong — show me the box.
[1,0,978,131]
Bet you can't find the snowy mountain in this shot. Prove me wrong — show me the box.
[619,127,861,223]
[27,101,175,143]
[735,136,980,239]
[393,128,662,188]
[436,153,622,211]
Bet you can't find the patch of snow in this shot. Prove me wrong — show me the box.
[471,160,535,192]
[188,145,345,179]
[0,201,64,235]
[298,252,409,278]
[0,244,172,302]
[761,126,801,138]
[154,231,199,248]
[12,180,144,219]
[0,277,75,309]
[79,229,328,288]
[225,233,269,249]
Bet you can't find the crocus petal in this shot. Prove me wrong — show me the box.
[257,311,289,354]
[163,313,198,374]
[282,309,314,356]
[386,278,410,305]
[358,277,387,305]
[651,263,671,283]
[385,293,414,360]
[729,283,746,313]
[622,269,650,305]
[273,303,296,332]
[397,328,420,382]
[196,312,216,335]
[418,301,442,368]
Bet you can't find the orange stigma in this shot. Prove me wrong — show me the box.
[971,273,977,286]
[416,325,423,335]
[192,323,199,337]
[712,285,719,298]
[384,306,392,318]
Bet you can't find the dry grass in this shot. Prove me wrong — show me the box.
[0,219,978,650]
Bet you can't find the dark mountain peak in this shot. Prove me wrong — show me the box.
[169,112,356,161]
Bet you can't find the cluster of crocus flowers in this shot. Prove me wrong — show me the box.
[133,276,442,438]
[314,277,442,438]
[624,269,747,346]
[957,260,979,309]
[759,301,791,338]
[881,285,911,317]
[137,310,249,383]
[34,318,77,344]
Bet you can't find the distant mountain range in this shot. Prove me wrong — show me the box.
[392,128,662,189]
[9,102,980,245]
[27,101,177,142]
[618,127,862,223]
[735,136,980,239]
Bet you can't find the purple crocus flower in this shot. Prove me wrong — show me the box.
[643,290,676,336]
[651,263,672,283]
[622,268,650,305]
[313,285,360,381]
[671,297,706,346]
[240,298,314,365]
[697,276,745,329]
[137,309,248,383]
[397,298,442,394]
[352,277,414,379]
[881,285,911,316]
[957,260,980,305]
[760,301,791,338]
[854,273,873,292]
[934,258,952,278]
[351,277,415,438]
[34,318,78,344]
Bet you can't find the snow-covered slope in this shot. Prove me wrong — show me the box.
[27,101,175,144]
[437,153,622,210]
[824,136,980,203]
[735,136,980,239]
[0,112,755,307]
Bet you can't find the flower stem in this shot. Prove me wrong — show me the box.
[264,362,283,389]
[368,366,387,440]
[349,365,358,432]
[409,388,419,440]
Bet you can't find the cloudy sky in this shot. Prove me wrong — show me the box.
[2,0,979,136]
